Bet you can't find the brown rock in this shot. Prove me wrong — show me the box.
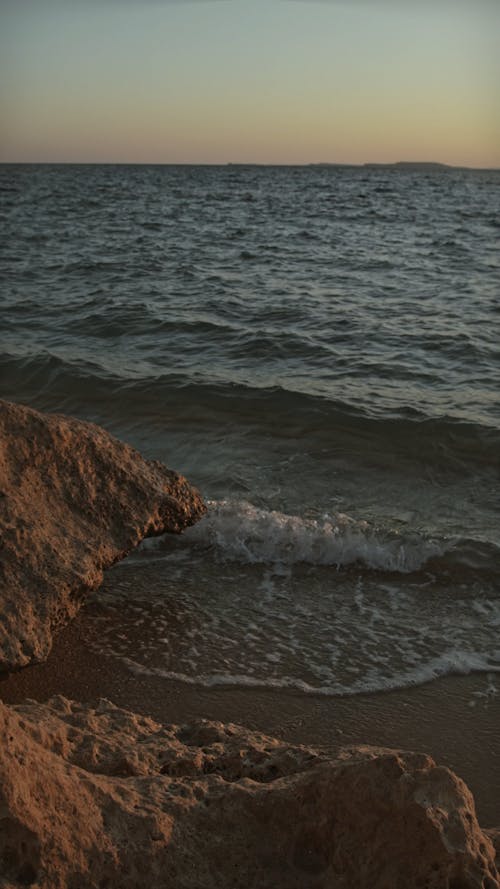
[486,830,500,870]
[0,696,498,889]
[0,400,206,670]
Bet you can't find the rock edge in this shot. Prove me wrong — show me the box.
[0,399,206,669]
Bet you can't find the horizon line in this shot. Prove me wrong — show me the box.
[1,160,499,171]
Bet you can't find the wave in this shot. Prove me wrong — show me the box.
[1,349,499,471]
[137,499,444,573]
[135,500,500,579]
[93,497,500,699]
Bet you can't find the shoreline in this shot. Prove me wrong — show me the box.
[2,604,499,827]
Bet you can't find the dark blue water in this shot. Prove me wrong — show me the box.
[1,163,499,695]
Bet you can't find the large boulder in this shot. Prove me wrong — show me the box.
[0,696,498,889]
[0,400,206,670]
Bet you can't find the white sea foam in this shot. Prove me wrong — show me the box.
[117,651,500,697]
[108,500,500,699]
[92,535,500,699]
[175,499,445,572]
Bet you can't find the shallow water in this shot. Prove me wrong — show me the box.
[1,162,499,695]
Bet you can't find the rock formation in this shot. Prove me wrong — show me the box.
[0,399,206,670]
[0,695,498,889]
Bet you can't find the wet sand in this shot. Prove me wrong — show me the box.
[1,604,499,828]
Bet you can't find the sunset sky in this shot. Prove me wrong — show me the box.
[1,0,499,167]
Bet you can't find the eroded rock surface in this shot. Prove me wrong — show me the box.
[0,696,498,889]
[0,400,205,669]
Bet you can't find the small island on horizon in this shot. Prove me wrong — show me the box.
[310,161,470,170]
[225,160,497,171]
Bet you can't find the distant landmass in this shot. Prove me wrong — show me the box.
[364,161,451,170]
[310,161,453,170]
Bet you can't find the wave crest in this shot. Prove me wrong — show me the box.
[170,500,445,572]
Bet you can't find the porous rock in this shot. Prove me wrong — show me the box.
[0,696,498,889]
[0,400,206,669]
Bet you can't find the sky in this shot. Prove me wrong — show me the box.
[1,0,499,167]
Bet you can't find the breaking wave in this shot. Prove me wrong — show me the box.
[140,499,447,573]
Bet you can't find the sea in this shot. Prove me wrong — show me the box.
[1,162,499,698]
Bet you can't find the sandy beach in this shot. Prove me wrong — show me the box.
[2,597,499,828]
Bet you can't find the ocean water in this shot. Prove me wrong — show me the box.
[1,162,500,696]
